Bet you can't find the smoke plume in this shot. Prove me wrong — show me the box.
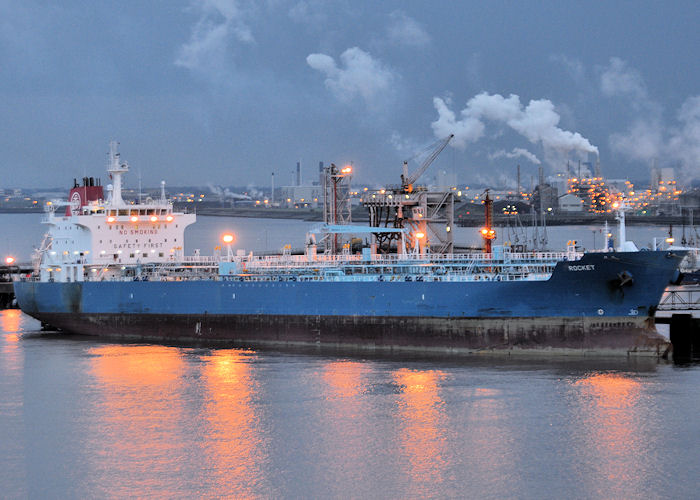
[431,92,599,167]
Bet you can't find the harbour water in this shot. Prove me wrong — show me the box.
[2,310,699,498]
[2,214,700,497]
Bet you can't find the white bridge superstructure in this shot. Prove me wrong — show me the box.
[37,141,195,282]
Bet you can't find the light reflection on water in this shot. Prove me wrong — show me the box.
[0,310,27,498]
[569,373,659,499]
[318,361,377,497]
[0,309,22,355]
[393,369,448,496]
[1,311,699,498]
[202,349,271,497]
[86,345,189,497]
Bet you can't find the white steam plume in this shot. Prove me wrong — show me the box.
[473,172,517,189]
[207,183,251,200]
[431,92,599,166]
[489,148,541,165]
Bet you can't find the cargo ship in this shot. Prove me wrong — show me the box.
[14,143,685,356]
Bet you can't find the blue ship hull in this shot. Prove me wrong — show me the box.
[14,251,684,355]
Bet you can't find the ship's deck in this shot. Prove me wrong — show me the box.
[27,249,584,284]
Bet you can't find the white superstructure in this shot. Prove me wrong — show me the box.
[38,141,196,282]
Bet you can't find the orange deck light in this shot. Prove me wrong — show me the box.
[130,215,139,222]
[5,256,15,265]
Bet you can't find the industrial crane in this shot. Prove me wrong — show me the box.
[400,134,454,193]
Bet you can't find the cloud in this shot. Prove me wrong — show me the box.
[609,119,664,162]
[550,54,586,85]
[600,57,647,101]
[288,0,328,25]
[602,58,700,177]
[431,92,598,167]
[601,58,663,163]
[668,96,700,174]
[610,95,700,177]
[175,0,254,79]
[489,148,541,165]
[387,10,430,47]
[306,47,396,105]
[389,131,419,155]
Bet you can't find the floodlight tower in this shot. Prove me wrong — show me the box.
[322,163,353,253]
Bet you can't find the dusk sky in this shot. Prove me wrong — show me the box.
[1,0,698,189]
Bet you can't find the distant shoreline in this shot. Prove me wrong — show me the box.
[0,206,690,227]
[0,208,43,214]
[457,214,689,227]
[188,206,691,227]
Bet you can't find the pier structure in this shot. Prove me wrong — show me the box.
[362,189,455,254]
[656,284,700,359]
[0,262,32,308]
[362,134,455,254]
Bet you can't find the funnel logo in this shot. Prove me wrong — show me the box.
[70,191,82,215]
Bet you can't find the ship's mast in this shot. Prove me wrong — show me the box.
[617,200,627,249]
[107,141,129,207]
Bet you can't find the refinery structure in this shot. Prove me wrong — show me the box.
[1,148,693,223]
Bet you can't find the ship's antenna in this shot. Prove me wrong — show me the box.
[160,181,166,203]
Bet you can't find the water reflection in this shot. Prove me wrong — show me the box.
[0,309,22,355]
[393,368,448,495]
[201,349,271,497]
[317,361,376,493]
[0,310,26,497]
[87,345,187,497]
[322,360,369,400]
[455,384,518,497]
[571,372,655,498]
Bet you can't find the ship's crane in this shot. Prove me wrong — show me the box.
[400,134,454,193]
